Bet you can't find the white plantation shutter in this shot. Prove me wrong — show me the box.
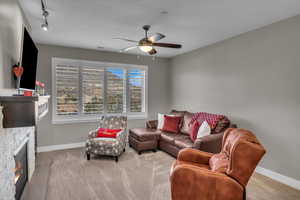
[128,69,145,112]
[106,68,125,113]
[82,67,104,114]
[55,64,79,115]
[52,58,148,123]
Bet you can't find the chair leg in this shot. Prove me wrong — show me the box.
[115,156,118,162]
[86,152,90,160]
[138,151,141,155]
[123,148,126,152]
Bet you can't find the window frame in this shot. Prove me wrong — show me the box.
[52,57,148,124]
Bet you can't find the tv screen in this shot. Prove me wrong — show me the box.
[20,28,38,91]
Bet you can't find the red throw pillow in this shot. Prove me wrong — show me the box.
[97,128,122,138]
[162,115,182,133]
[189,121,200,142]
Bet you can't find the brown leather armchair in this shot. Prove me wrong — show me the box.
[170,128,266,200]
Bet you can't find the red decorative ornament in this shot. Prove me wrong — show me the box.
[13,66,24,77]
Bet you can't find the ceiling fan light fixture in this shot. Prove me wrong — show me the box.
[139,45,153,52]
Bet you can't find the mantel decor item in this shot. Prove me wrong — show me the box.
[0,105,3,129]
[35,81,45,96]
[12,64,24,95]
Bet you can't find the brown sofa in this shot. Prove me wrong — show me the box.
[129,110,237,156]
[170,128,266,200]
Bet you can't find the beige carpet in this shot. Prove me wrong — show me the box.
[22,148,300,200]
[23,148,174,200]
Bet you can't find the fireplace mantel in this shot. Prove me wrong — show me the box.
[0,95,50,128]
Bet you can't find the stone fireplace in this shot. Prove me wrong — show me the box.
[0,127,35,200]
[14,140,28,200]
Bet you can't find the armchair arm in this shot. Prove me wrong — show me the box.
[146,120,158,129]
[170,165,244,200]
[178,148,213,165]
[116,129,127,148]
[193,132,224,153]
[88,129,98,139]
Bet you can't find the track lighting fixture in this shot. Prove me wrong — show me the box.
[41,21,48,31]
[41,0,49,31]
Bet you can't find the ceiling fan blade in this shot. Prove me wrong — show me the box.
[120,46,137,52]
[148,33,165,42]
[152,43,182,48]
[148,48,157,55]
[113,37,138,43]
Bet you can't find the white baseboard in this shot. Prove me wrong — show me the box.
[255,166,300,190]
[37,142,85,153]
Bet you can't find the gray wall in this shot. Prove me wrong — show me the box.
[170,15,300,180]
[0,0,25,95]
[36,44,170,147]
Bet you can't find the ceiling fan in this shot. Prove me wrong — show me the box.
[114,25,182,55]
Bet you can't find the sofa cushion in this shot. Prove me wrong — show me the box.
[180,112,194,135]
[160,132,178,144]
[129,128,161,142]
[174,135,194,149]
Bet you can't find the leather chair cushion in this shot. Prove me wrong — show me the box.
[129,128,161,142]
[180,112,194,135]
[172,160,210,171]
[209,152,229,173]
[174,135,194,149]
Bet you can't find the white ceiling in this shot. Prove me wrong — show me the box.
[19,0,300,58]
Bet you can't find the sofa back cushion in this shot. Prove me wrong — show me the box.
[170,109,186,116]
[180,112,194,135]
[212,117,230,134]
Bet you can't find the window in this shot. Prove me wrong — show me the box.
[52,58,147,124]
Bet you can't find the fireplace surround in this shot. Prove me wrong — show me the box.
[14,140,28,200]
[0,127,35,200]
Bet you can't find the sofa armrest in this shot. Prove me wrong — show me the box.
[193,132,224,153]
[178,148,213,165]
[146,120,158,129]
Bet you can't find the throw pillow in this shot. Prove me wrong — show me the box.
[189,120,211,141]
[162,115,182,133]
[157,113,176,130]
[97,128,122,138]
[157,113,165,129]
[197,120,211,139]
[189,121,201,141]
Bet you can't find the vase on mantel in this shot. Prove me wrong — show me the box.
[0,106,3,129]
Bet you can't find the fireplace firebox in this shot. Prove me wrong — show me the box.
[14,141,28,200]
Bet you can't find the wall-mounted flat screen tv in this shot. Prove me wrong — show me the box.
[19,28,38,91]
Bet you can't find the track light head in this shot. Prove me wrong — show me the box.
[41,23,48,31]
